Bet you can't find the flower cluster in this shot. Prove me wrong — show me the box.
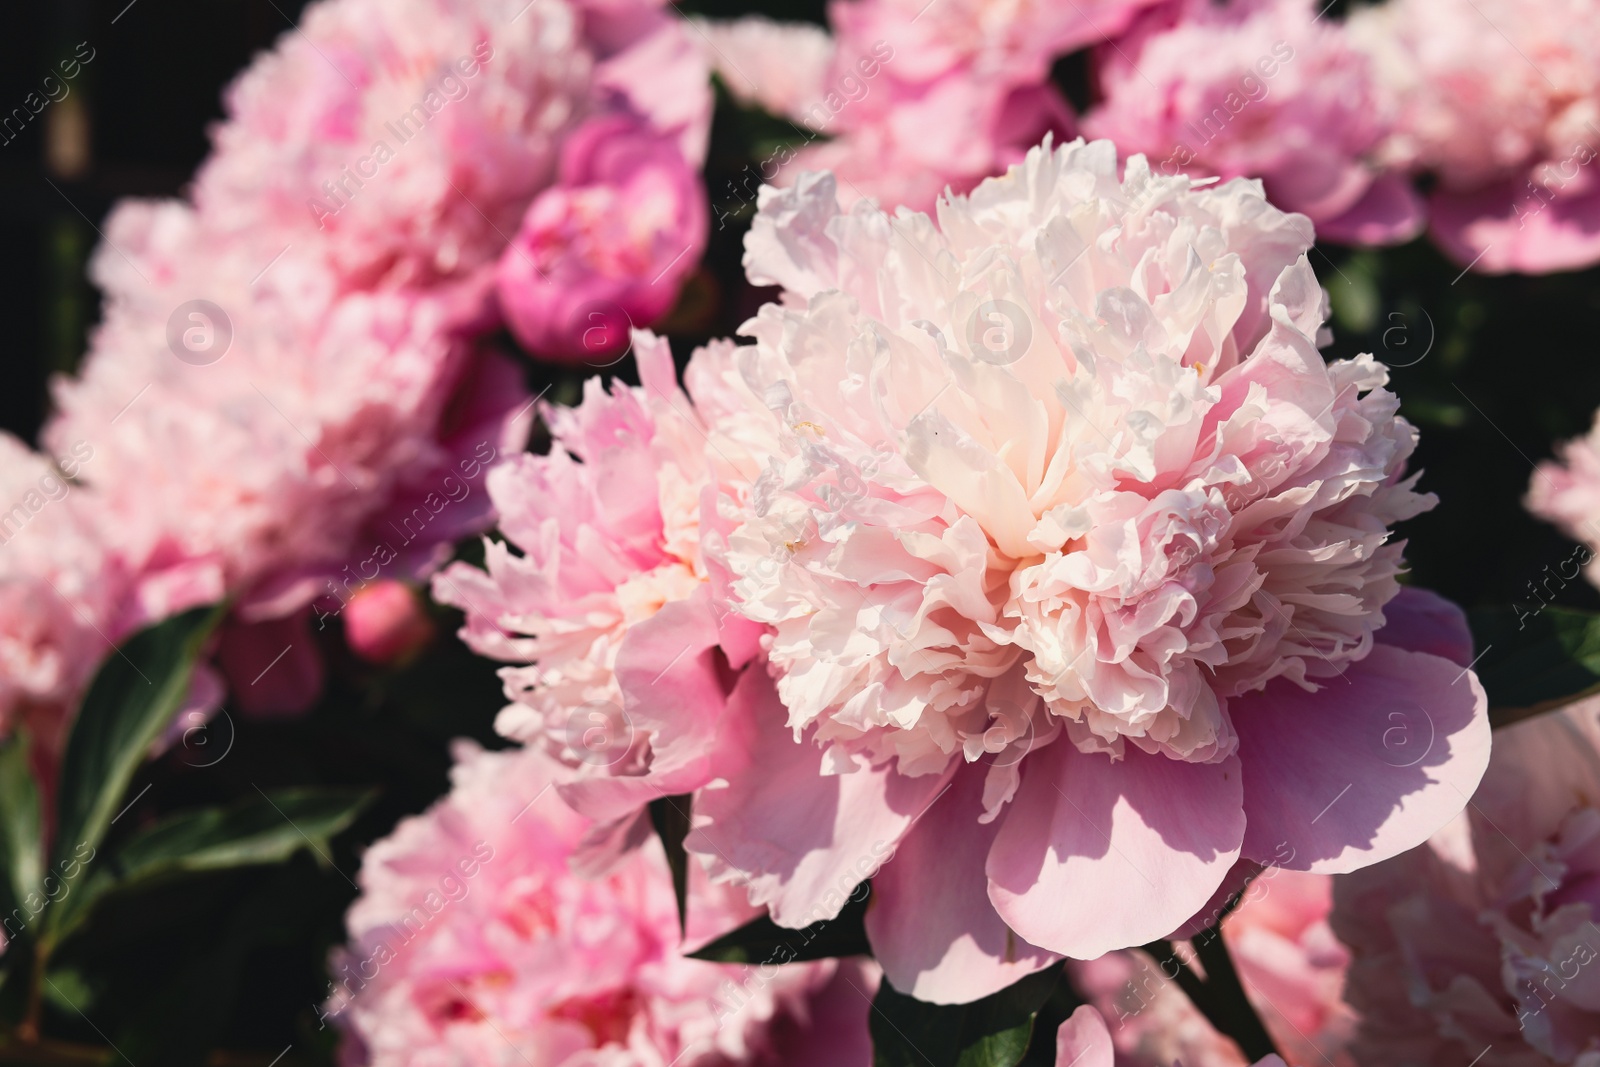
[442,136,1489,1010]
[330,740,874,1066]
[5,0,712,743]
[701,0,1600,273]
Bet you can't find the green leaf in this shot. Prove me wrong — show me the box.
[50,606,223,863]
[690,885,872,963]
[48,788,371,948]
[871,964,1061,1067]
[115,787,371,880]
[0,729,42,921]
[1467,605,1600,727]
[45,604,224,938]
[649,795,692,935]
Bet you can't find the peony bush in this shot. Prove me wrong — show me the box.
[6,0,1600,1061]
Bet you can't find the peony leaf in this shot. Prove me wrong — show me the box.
[0,730,42,930]
[870,964,1061,1067]
[1467,605,1600,727]
[649,794,693,935]
[44,604,225,946]
[689,884,872,963]
[46,788,371,950]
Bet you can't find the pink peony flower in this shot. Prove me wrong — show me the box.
[1332,695,1600,1065]
[342,580,436,664]
[1052,1004,1290,1067]
[1084,0,1423,246]
[495,115,708,364]
[0,434,129,752]
[693,17,836,122]
[697,0,1108,213]
[1068,869,1356,1066]
[432,330,778,842]
[44,199,530,681]
[1347,0,1600,273]
[676,138,1489,1002]
[194,0,710,292]
[330,739,874,1066]
[1528,411,1600,585]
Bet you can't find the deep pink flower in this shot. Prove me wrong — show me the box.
[331,740,874,1066]
[495,115,708,364]
[674,138,1488,1002]
[342,580,436,664]
[1085,0,1423,246]
[1333,695,1600,1064]
[194,0,711,292]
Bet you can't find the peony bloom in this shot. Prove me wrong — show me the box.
[698,0,1121,214]
[1333,695,1600,1065]
[330,739,873,1066]
[1528,411,1600,586]
[433,330,778,842]
[1085,0,1423,246]
[1053,1004,1290,1067]
[194,0,711,294]
[1069,869,1356,1067]
[677,137,1489,1002]
[496,115,708,364]
[44,198,530,714]
[1347,0,1600,273]
[0,434,131,753]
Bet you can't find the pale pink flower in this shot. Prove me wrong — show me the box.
[1069,869,1356,1067]
[331,739,873,1067]
[0,434,129,752]
[1333,695,1600,1065]
[693,17,836,120]
[1528,411,1600,585]
[496,115,708,363]
[1085,0,1423,246]
[44,200,530,666]
[1347,0,1600,273]
[698,0,1115,213]
[432,331,777,840]
[1052,1004,1291,1067]
[670,138,1488,1002]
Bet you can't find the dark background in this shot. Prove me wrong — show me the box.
[5,0,1600,1061]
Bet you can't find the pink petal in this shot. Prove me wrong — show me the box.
[1166,856,1266,940]
[560,588,729,824]
[1233,644,1490,874]
[986,741,1245,959]
[688,669,955,929]
[866,763,1060,1004]
[1377,586,1473,667]
[771,959,879,1067]
[1430,181,1600,275]
[1314,172,1427,247]
[1054,1005,1115,1067]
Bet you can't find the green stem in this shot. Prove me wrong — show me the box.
[1142,934,1281,1062]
